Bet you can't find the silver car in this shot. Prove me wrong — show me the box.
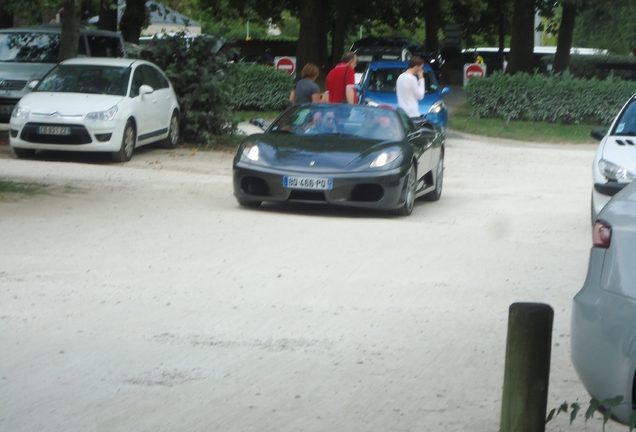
[571,179,636,425]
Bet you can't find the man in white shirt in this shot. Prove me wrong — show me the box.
[396,56,426,118]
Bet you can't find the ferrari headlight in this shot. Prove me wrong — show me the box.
[370,150,399,167]
[85,106,118,122]
[598,158,636,181]
[242,143,260,161]
[11,106,30,120]
[428,101,446,115]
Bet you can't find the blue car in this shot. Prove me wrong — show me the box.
[358,61,451,131]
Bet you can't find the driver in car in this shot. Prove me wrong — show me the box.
[306,110,339,134]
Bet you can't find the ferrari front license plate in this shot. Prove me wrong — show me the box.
[284,176,333,190]
[38,126,71,135]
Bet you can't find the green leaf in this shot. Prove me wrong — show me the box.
[600,395,624,407]
[546,408,556,423]
[603,408,612,429]
[570,403,580,424]
[585,399,599,422]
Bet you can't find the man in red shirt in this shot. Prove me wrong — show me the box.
[324,52,358,104]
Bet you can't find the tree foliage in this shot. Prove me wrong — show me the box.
[140,34,240,141]
[573,0,636,55]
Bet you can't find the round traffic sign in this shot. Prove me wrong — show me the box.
[275,57,296,75]
[465,64,486,80]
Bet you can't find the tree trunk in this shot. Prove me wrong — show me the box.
[423,0,440,55]
[332,0,348,67]
[507,0,535,74]
[98,0,118,32]
[297,0,326,78]
[59,0,82,62]
[119,0,147,44]
[553,2,577,73]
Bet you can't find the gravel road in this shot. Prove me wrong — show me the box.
[0,133,626,431]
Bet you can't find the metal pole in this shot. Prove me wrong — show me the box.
[500,303,554,432]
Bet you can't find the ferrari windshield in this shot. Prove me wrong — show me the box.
[36,64,131,96]
[270,105,405,141]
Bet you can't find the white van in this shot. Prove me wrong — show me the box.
[0,25,126,123]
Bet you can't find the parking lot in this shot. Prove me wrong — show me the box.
[0,133,627,431]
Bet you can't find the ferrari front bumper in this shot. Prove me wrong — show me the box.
[233,162,411,210]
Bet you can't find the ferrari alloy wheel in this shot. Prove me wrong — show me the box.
[161,111,180,149]
[395,163,416,216]
[113,120,136,162]
[423,152,444,201]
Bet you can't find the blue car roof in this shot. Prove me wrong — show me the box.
[366,61,434,73]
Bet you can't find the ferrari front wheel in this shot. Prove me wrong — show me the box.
[423,151,444,201]
[394,163,416,216]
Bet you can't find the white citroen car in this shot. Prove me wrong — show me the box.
[9,57,180,162]
[590,94,636,222]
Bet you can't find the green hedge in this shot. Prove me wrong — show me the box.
[465,71,636,125]
[233,64,294,111]
[541,54,636,80]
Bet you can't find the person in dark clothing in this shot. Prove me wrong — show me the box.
[289,63,321,104]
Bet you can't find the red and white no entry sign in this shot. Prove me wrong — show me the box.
[463,63,487,86]
[275,56,296,75]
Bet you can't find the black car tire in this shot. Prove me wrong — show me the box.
[237,198,262,208]
[113,120,136,162]
[161,110,179,149]
[423,152,444,201]
[394,163,416,216]
[13,147,36,158]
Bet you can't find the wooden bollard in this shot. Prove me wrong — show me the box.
[500,303,554,432]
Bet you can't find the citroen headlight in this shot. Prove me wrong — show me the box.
[428,101,446,115]
[370,150,399,167]
[85,106,118,122]
[598,159,636,181]
[11,106,30,120]
[242,143,260,162]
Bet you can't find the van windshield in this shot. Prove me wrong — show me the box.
[0,33,60,63]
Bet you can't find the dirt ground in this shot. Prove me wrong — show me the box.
[0,131,627,432]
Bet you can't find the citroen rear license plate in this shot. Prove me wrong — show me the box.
[38,126,70,135]
[284,176,333,190]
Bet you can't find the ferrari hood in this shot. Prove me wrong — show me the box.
[256,134,398,169]
[18,92,125,116]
